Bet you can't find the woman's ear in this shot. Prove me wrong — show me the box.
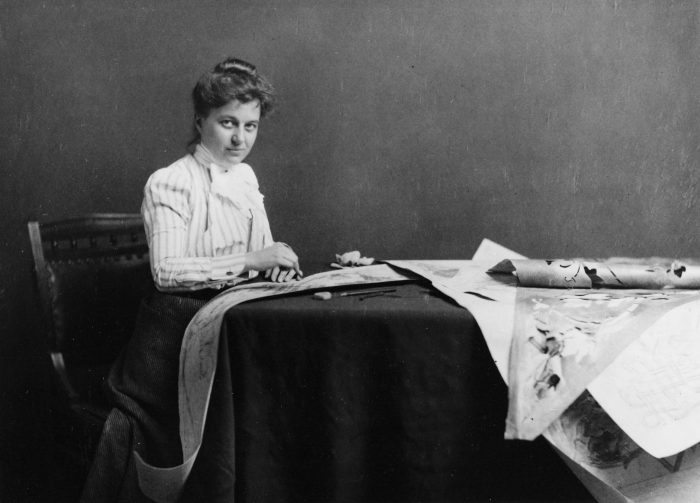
[194,115,202,132]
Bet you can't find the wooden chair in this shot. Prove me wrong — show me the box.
[27,213,152,480]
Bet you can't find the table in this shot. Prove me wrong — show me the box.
[186,280,594,503]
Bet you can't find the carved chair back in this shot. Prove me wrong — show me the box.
[28,213,152,418]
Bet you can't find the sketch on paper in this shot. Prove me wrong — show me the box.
[550,390,643,469]
[587,297,700,458]
[545,390,700,501]
[505,287,700,441]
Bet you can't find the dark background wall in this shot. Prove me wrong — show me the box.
[1,0,699,499]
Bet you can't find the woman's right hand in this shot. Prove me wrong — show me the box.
[245,242,302,277]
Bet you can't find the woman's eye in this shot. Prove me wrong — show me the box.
[220,120,234,128]
[245,124,258,132]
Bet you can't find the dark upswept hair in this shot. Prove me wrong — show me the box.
[189,57,275,145]
[192,57,275,118]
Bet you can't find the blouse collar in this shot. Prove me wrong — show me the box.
[193,144,262,211]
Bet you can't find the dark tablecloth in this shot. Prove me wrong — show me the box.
[199,281,594,503]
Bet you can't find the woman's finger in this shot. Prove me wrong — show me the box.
[272,243,302,277]
[290,259,302,277]
[284,255,301,277]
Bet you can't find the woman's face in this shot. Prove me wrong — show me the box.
[197,99,261,166]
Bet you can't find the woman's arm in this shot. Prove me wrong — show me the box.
[142,167,251,291]
[142,167,301,291]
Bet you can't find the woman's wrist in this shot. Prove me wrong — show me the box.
[242,253,253,273]
[211,253,248,279]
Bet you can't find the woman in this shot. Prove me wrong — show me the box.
[82,57,299,502]
[145,56,301,290]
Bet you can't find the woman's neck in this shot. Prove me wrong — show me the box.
[194,143,241,171]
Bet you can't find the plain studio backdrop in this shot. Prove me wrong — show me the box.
[1,0,699,499]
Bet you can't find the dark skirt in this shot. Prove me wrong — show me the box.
[80,288,234,503]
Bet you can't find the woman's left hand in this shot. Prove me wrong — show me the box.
[265,266,299,282]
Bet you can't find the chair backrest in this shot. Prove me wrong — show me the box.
[28,213,152,413]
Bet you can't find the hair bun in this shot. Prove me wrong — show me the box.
[215,57,257,76]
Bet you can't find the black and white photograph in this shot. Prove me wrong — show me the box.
[2,1,699,502]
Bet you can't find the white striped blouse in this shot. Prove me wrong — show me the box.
[141,150,274,292]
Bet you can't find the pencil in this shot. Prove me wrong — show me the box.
[338,288,397,297]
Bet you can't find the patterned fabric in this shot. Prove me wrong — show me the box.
[141,145,273,292]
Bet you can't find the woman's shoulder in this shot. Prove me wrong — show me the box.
[146,154,202,188]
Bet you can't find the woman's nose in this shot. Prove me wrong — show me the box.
[231,130,242,145]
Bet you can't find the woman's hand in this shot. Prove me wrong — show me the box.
[245,242,303,280]
[265,266,298,282]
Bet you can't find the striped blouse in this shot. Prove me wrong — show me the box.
[141,149,273,292]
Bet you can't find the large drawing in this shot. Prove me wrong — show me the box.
[588,297,700,458]
[506,287,700,441]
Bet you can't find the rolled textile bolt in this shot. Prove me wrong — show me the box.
[313,291,333,301]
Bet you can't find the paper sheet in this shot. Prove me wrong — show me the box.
[588,298,700,457]
[505,287,700,442]
[545,394,700,503]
